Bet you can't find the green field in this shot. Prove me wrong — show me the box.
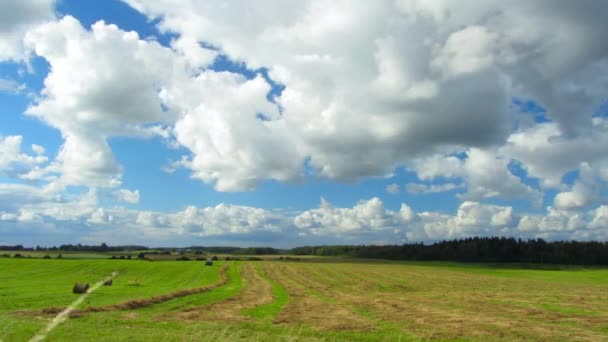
[1,257,607,341]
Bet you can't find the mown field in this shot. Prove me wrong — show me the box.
[0,257,607,341]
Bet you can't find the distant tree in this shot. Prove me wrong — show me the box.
[287,238,608,266]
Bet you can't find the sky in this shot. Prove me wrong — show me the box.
[0,0,607,247]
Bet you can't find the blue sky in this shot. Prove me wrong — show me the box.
[0,0,607,247]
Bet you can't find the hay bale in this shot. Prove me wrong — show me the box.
[205,258,213,266]
[73,283,89,294]
[103,279,113,286]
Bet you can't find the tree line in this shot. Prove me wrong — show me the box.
[0,243,148,252]
[289,237,608,265]
[4,237,608,265]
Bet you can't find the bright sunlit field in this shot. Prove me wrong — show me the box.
[1,257,607,341]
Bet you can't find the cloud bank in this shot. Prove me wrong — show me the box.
[0,0,606,245]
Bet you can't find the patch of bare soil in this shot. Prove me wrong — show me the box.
[173,263,274,322]
[41,263,229,317]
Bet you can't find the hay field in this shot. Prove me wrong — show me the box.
[1,258,607,341]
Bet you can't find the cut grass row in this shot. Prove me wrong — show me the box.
[0,259,227,341]
[244,263,290,321]
[269,261,608,341]
[2,258,607,341]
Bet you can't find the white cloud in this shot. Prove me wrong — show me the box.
[385,183,400,194]
[112,189,140,204]
[0,0,55,61]
[503,118,608,189]
[418,201,516,241]
[120,0,608,190]
[0,78,25,93]
[0,183,54,212]
[409,148,542,206]
[23,16,192,188]
[406,182,463,194]
[9,2,605,196]
[0,135,48,178]
[31,144,45,155]
[410,154,463,181]
[170,72,303,191]
[553,163,602,210]
[88,208,113,225]
[294,197,417,236]
[590,205,608,229]
[1,181,607,245]
[462,149,542,206]
[1,1,608,245]
[431,25,498,78]
[170,204,285,236]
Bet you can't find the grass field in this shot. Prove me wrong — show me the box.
[0,257,607,341]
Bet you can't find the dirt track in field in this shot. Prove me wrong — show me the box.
[41,263,229,317]
[171,263,273,322]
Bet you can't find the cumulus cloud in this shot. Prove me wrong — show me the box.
[0,183,291,245]
[112,189,140,204]
[294,197,417,237]
[418,201,516,241]
[385,183,400,194]
[1,181,607,245]
[0,135,48,178]
[590,205,608,229]
[503,118,608,189]
[553,163,604,210]
[406,182,463,194]
[0,0,55,61]
[9,1,607,197]
[0,183,54,213]
[23,16,206,189]
[409,148,542,206]
[121,0,608,190]
[170,72,303,191]
[2,1,608,245]
[0,78,25,93]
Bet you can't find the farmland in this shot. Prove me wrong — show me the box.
[1,257,607,341]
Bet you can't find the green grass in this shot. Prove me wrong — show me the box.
[1,257,607,341]
[0,258,223,341]
[243,263,290,320]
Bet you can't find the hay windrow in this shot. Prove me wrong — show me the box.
[265,264,375,331]
[41,263,229,317]
[272,263,608,341]
[19,260,608,341]
[171,262,274,322]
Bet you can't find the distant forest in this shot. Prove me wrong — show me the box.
[289,237,608,266]
[2,237,608,265]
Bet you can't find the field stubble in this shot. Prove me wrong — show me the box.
[1,257,607,341]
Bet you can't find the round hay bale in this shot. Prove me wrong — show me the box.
[73,283,89,294]
[103,279,113,286]
[205,258,213,266]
